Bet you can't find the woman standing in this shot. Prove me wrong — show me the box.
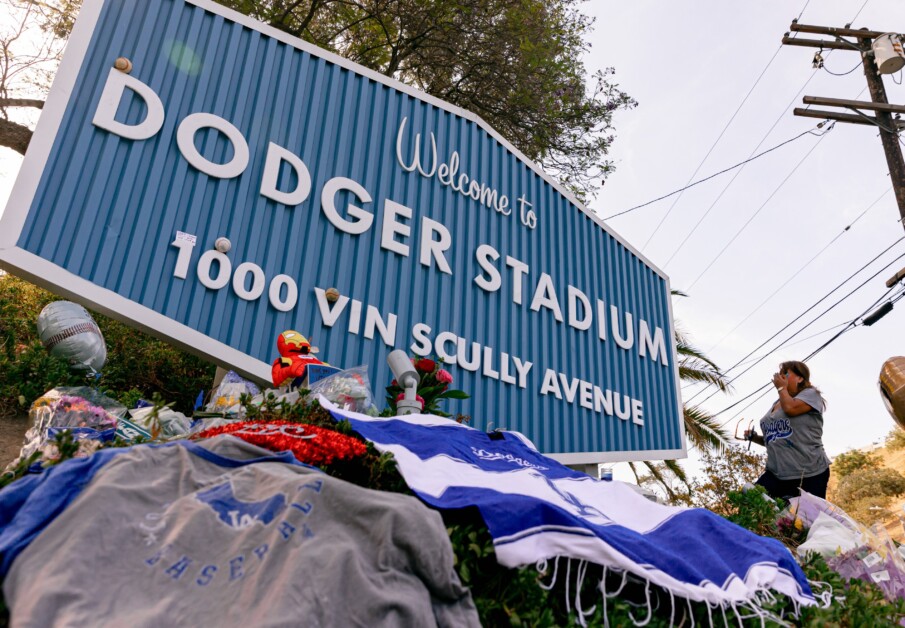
[746,361,830,500]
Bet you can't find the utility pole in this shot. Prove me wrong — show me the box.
[781,23,905,230]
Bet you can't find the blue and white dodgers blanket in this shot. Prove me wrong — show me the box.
[323,400,814,608]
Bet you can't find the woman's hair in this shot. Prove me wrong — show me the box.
[780,360,820,396]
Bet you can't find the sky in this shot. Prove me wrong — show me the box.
[582,0,905,464]
[0,1,903,477]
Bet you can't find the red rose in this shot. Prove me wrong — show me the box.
[436,369,453,384]
[415,358,436,373]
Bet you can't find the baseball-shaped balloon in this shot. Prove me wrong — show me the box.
[37,301,107,373]
[880,356,905,430]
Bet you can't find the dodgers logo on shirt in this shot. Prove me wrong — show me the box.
[196,482,287,529]
[761,418,793,445]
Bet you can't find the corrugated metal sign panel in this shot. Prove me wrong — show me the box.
[0,0,684,463]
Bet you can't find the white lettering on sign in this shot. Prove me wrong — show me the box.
[539,368,644,426]
[260,142,312,206]
[92,68,165,140]
[470,250,669,367]
[395,117,539,229]
[409,323,532,389]
[103,76,666,369]
[101,67,670,416]
[176,113,250,179]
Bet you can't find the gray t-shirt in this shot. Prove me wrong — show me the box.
[3,436,479,627]
[760,387,830,480]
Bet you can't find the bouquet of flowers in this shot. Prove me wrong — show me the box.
[385,356,468,417]
[9,387,125,469]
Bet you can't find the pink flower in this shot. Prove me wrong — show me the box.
[436,369,453,384]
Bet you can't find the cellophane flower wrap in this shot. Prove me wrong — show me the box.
[9,387,126,470]
[308,366,378,415]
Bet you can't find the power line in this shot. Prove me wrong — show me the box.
[734,321,850,366]
[714,281,903,424]
[686,236,905,406]
[662,1,871,268]
[702,187,891,355]
[661,83,825,267]
[684,123,835,291]
[695,240,905,407]
[680,320,847,392]
[849,0,871,25]
[602,124,826,221]
[821,60,862,77]
[638,37,791,251]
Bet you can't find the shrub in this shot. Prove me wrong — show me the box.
[832,449,880,478]
[669,445,766,515]
[886,428,905,451]
[836,467,905,504]
[0,273,215,414]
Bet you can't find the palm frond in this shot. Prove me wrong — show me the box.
[663,459,689,489]
[683,404,729,452]
[641,461,676,500]
[678,365,730,391]
[627,460,641,484]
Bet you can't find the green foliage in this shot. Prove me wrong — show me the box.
[724,485,784,539]
[448,523,559,626]
[0,273,215,414]
[837,467,905,504]
[886,428,905,451]
[834,467,905,524]
[211,0,636,200]
[832,449,881,478]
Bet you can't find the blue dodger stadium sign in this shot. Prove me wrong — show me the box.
[0,0,684,463]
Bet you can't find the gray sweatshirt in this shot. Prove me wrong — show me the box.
[3,436,479,627]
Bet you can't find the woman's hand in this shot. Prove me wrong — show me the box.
[772,372,787,391]
[744,429,765,446]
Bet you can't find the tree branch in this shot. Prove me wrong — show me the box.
[0,117,33,154]
[0,98,44,109]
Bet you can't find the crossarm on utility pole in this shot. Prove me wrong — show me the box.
[790,23,887,39]
[793,108,905,129]
[802,96,905,115]
[780,36,858,51]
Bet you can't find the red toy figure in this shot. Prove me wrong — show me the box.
[271,330,325,388]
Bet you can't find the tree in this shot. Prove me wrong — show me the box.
[0,0,72,155]
[832,448,880,478]
[630,293,731,501]
[0,0,635,200]
[676,325,730,451]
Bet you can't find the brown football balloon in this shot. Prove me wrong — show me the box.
[879,357,905,430]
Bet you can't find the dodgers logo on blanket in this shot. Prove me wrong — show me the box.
[324,400,816,609]
[0,0,683,464]
[196,482,287,529]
